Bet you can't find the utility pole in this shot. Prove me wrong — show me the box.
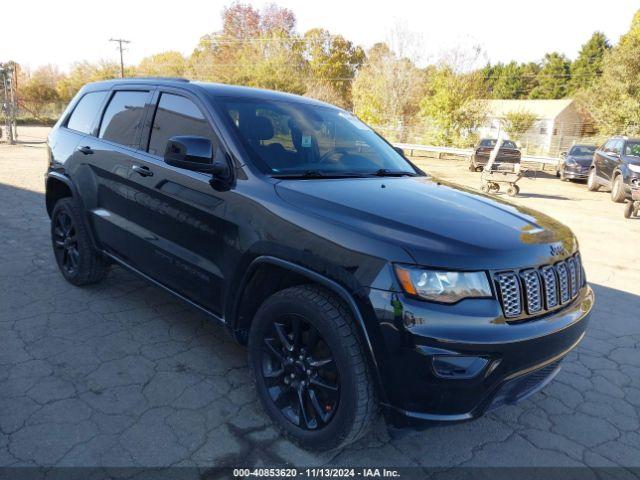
[109,38,131,78]
[0,62,17,145]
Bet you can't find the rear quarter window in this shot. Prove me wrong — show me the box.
[66,91,108,134]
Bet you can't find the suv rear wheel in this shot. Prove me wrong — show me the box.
[248,285,377,450]
[51,198,109,285]
[611,174,626,203]
[587,169,600,192]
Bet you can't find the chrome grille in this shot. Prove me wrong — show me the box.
[567,257,578,297]
[575,254,584,288]
[540,266,558,309]
[556,262,570,304]
[496,272,521,318]
[521,270,542,314]
[495,253,583,319]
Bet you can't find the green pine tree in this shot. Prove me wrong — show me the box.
[529,52,571,99]
[569,32,610,93]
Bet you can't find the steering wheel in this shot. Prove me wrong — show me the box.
[318,147,350,164]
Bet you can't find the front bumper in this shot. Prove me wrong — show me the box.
[367,285,593,428]
[562,165,590,179]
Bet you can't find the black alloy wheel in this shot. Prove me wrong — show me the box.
[249,285,377,450]
[50,198,108,285]
[53,209,80,276]
[261,313,340,430]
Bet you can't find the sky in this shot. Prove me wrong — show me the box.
[4,0,639,71]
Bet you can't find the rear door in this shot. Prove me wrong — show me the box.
[121,89,231,315]
[601,139,622,182]
[83,87,155,261]
[50,90,110,180]
[593,141,608,179]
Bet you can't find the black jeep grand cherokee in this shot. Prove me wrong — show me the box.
[46,79,593,450]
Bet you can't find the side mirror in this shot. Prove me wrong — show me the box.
[164,136,214,172]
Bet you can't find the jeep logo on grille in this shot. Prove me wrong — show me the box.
[550,244,566,257]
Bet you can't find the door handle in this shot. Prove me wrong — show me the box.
[132,165,153,177]
[77,145,93,155]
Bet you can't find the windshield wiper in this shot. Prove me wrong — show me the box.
[372,168,417,177]
[271,170,368,179]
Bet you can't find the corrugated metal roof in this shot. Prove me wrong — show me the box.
[484,99,574,120]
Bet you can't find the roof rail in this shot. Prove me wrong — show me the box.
[119,77,190,82]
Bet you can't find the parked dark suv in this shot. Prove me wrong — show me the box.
[46,79,593,450]
[469,138,521,171]
[588,136,640,202]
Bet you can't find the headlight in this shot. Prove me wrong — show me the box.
[628,163,640,173]
[565,157,577,166]
[394,265,492,303]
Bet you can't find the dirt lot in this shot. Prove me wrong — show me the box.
[1,127,639,473]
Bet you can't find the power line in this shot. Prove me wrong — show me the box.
[109,38,131,77]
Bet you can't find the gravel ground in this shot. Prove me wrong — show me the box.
[0,127,638,475]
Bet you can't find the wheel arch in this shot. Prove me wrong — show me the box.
[46,172,99,249]
[46,173,76,217]
[228,255,388,402]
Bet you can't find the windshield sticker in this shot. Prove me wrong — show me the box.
[301,135,312,148]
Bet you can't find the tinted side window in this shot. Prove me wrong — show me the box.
[603,140,616,153]
[148,93,217,156]
[613,140,624,154]
[99,91,149,148]
[67,91,108,134]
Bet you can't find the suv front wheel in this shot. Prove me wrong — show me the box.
[51,198,109,285]
[248,285,377,450]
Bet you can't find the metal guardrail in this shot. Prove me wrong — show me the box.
[393,142,559,167]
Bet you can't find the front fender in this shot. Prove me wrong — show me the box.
[228,254,390,404]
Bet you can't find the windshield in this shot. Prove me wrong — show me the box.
[479,139,517,149]
[569,145,596,156]
[624,142,640,157]
[216,98,418,176]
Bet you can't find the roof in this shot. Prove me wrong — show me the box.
[484,99,575,120]
[84,78,338,109]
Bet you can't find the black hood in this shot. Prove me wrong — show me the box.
[275,176,577,270]
[567,155,593,166]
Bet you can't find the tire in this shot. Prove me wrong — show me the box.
[587,169,600,192]
[507,184,519,197]
[624,201,633,219]
[51,197,109,286]
[248,285,377,450]
[611,174,626,203]
[560,169,569,182]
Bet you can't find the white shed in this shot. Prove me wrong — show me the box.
[478,99,588,155]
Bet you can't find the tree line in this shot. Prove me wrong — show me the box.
[13,3,640,145]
